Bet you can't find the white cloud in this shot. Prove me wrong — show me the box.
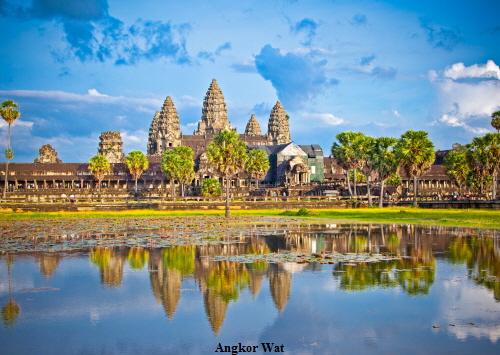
[0,90,162,112]
[429,60,500,134]
[392,110,401,117]
[441,60,500,80]
[302,112,344,126]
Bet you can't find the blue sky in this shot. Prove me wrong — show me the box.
[1,0,500,162]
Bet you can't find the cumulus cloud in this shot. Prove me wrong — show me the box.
[8,0,191,64]
[0,89,163,162]
[429,60,500,134]
[255,44,338,111]
[420,17,464,51]
[302,112,344,126]
[291,18,320,46]
[231,57,257,73]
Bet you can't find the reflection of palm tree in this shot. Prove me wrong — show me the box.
[2,255,20,328]
[448,235,500,301]
[396,258,436,296]
[335,260,399,291]
[162,246,195,275]
[127,248,149,270]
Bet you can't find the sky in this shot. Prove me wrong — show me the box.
[1,0,500,163]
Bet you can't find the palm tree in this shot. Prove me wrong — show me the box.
[207,130,248,217]
[245,149,270,189]
[492,111,500,132]
[88,155,110,197]
[358,135,376,206]
[1,100,21,199]
[394,130,435,207]
[160,146,195,198]
[173,146,195,197]
[371,137,399,207]
[161,150,180,198]
[125,151,149,193]
[331,131,365,197]
[443,144,469,195]
[2,255,20,328]
[467,133,500,199]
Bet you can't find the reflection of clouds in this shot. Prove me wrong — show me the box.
[436,277,500,343]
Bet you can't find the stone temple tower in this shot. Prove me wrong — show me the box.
[244,114,262,136]
[194,79,233,135]
[266,101,291,145]
[147,96,182,155]
[98,131,125,163]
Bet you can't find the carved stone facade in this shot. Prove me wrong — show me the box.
[266,101,291,145]
[98,131,125,163]
[34,144,62,163]
[245,114,262,136]
[194,79,233,135]
[147,96,182,155]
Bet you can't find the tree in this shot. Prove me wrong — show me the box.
[371,137,399,207]
[1,100,21,199]
[492,111,500,132]
[331,131,366,197]
[466,133,500,199]
[201,178,222,197]
[125,151,149,193]
[173,146,195,197]
[245,149,270,189]
[161,146,195,198]
[358,135,376,206]
[161,150,180,198]
[394,130,435,207]
[88,155,110,197]
[207,130,248,217]
[443,144,469,194]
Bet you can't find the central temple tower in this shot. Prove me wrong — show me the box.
[194,79,233,135]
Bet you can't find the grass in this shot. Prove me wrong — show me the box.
[1,206,500,229]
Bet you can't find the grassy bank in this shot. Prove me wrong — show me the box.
[1,207,500,229]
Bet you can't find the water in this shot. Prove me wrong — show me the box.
[1,217,499,354]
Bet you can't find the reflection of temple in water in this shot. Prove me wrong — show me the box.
[35,253,61,278]
[15,223,500,333]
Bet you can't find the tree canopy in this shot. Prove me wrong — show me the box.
[125,151,149,193]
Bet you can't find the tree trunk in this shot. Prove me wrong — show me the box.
[225,175,230,218]
[366,174,372,207]
[171,178,175,200]
[413,176,418,207]
[2,123,11,199]
[353,170,357,197]
[345,171,353,197]
[492,172,497,200]
[135,177,138,193]
[98,179,101,197]
[379,179,385,208]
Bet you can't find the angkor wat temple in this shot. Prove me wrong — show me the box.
[0,79,458,197]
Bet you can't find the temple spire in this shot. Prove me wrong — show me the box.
[244,114,262,136]
[195,79,233,135]
[147,96,181,155]
[266,100,291,145]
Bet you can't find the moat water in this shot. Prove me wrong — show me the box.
[1,217,499,354]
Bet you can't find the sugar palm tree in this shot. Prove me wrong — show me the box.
[371,137,399,207]
[394,130,435,207]
[443,144,469,195]
[173,146,195,197]
[1,100,21,199]
[491,111,500,132]
[207,130,248,217]
[245,149,270,189]
[331,131,365,197]
[88,155,110,197]
[467,133,500,199]
[125,151,149,193]
[161,150,180,198]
